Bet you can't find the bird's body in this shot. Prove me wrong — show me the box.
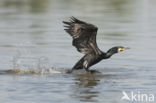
[63,17,129,73]
[72,53,104,71]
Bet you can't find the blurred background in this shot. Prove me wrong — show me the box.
[0,0,156,103]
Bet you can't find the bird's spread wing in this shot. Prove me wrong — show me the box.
[63,17,102,55]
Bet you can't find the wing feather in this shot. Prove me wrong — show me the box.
[63,17,102,54]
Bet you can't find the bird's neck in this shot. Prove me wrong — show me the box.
[102,51,116,59]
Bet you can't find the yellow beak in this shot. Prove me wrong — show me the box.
[119,47,130,52]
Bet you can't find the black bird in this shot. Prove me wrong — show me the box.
[63,17,129,73]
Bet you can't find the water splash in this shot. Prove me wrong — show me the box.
[11,42,62,74]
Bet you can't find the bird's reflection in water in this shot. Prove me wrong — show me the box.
[71,73,101,102]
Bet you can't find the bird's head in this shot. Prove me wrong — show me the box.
[117,46,130,53]
[107,46,130,54]
[105,46,130,58]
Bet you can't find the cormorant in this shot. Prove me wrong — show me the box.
[63,17,129,73]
